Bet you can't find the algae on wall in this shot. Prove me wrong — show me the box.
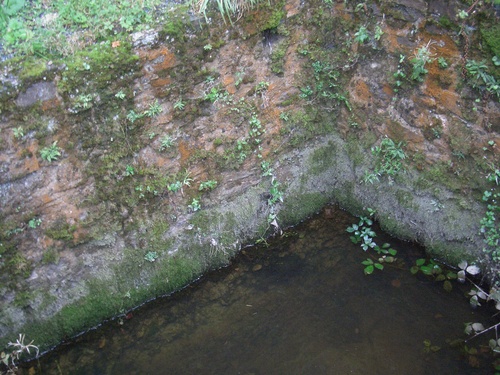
[1,0,500,353]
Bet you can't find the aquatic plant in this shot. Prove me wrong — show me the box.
[1,334,39,373]
[346,209,398,275]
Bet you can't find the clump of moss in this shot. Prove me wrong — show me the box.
[45,218,76,242]
[57,39,140,98]
[481,23,500,59]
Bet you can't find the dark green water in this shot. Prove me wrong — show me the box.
[25,207,495,374]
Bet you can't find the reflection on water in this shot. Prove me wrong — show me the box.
[28,207,494,374]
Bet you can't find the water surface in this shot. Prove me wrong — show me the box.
[28,207,494,374]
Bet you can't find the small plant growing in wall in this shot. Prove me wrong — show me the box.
[364,137,406,183]
[159,135,175,151]
[354,26,370,44]
[410,41,435,81]
[12,126,24,139]
[188,198,201,212]
[199,180,217,191]
[174,98,185,111]
[480,169,500,262]
[40,141,61,162]
[144,251,158,262]
[144,100,162,117]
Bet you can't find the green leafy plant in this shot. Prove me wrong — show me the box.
[411,42,434,81]
[126,110,144,123]
[364,137,406,183]
[199,180,217,191]
[174,98,185,111]
[40,141,61,162]
[255,81,270,94]
[423,339,441,353]
[0,334,38,373]
[203,43,212,51]
[480,170,500,262]
[279,111,289,122]
[159,135,175,151]
[354,26,370,44]
[411,258,458,292]
[299,85,314,99]
[115,90,126,100]
[144,251,158,262]
[204,87,222,103]
[361,258,384,275]
[374,25,384,41]
[27,217,41,229]
[268,177,283,206]
[261,160,273,177]
[144,100,162,117]
[188,198,201,212]
[392,54,407,92]
[346,210,398,274]
[124,165,135,176]
[167,181,182,193]
[437,57,448,69]
[12,126,24,139]
[465,60,500,99]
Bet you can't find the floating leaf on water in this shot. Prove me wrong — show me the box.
[489,339,497,351]
[446,271,457,280]
[423,339,432,347]
[410,266,419,275]
[464,323,473,335]
[384,256,395,263]
[476,290,488,300]
[388,249,397,256]
[458,260,468,270]
[443,280,453,292]
[430,345,441,352]
[457,270,466,283]
[466,265,480,275]
[421,266,433,275]
[472,322,485,332]
[364,265,374,275]
[416,258,426,266]
[374,263,384,270]
[436,274,446,282]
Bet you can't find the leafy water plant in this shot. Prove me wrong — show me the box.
[40,141,61,162]
[0,334,39,373]
[346,209,398,274]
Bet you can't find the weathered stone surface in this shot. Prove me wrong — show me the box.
[0,0,499,352]
[15,82,57,107]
